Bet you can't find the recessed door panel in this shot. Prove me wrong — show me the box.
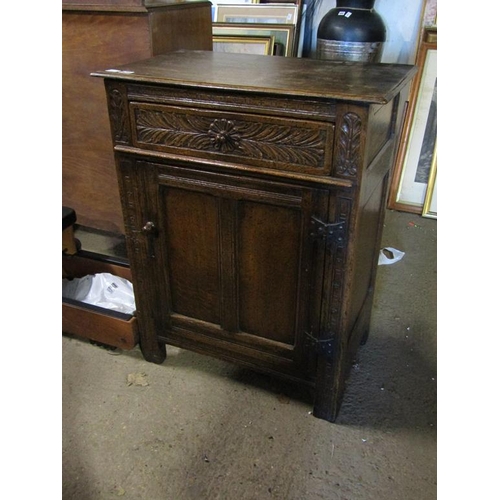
[238,201,301,345]
[162,187,220,324]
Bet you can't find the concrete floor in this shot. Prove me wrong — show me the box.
[63,209,437,499]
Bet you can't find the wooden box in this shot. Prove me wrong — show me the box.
[62,251,138,349]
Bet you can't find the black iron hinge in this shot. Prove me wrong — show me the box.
[310,217,346,247]
[305,331,336,362]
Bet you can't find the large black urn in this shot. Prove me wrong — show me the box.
[316,0,386,62]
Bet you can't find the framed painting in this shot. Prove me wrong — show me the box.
[215,4,299,24]
[213,22,295,56]
[422,141,437,218]
[212,35,275,55]
[210,0,259,21]
[388,27,437,213]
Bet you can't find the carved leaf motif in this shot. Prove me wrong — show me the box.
[136,109,212,149]
[238,122,325,165]
[336,112,362,177]
[134,108,326,168]
[109,88,129,143]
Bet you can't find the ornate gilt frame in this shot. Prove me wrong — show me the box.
[388,27,437,213]
[212,35,275,56]
[422,140,437,218]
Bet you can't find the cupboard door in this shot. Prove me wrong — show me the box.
[132,161,330,377]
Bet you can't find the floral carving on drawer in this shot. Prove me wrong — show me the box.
[208,119,241,153]
[131,104,334,173]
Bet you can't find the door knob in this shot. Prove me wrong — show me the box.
[142,221,157,258]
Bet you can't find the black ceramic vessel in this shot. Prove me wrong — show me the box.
[316,0,386,62]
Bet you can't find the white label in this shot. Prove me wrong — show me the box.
[105,69,135,75]
[338,10,346,16]
[345,11,352,18]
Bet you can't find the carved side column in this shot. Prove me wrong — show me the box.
[106,82,167,364]
[313,103,368,422]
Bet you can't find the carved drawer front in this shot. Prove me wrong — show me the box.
[129,103,335,175]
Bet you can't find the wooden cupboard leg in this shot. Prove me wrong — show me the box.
[314,328,370,421]
[140,340,166,364]
[312,357,344,422]
[135,301,167,364]
[313,391,341,423]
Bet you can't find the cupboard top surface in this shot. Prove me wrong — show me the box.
[93,50,416,104]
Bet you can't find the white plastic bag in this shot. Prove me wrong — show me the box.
[378,247,405,266]
[62,273,136,314]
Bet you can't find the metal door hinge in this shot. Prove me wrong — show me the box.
[305,331,336,362]
[310,217,346,247]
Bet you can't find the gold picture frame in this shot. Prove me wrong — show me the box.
[422,141,437,219]
[212,35,275,56]
[215,4,299,25]
[388,27,437,213]
[213,22,295,57]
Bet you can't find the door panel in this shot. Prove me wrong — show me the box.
[162,187,220,324]
[238,200,301,345]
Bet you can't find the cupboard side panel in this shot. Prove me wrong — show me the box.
[345,93,404,341]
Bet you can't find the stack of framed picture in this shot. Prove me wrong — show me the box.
[388,26,437,219]
[212,1,304,57]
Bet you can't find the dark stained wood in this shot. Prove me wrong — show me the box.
[64,0,149,8]
[129,102,336,175]
[92,51,416,104]
[163,187,221,324]
[62,1,213,234]
[219,197,239,333]
[63,0,204,7]
[97,51,415,422]
[238,201,301,345]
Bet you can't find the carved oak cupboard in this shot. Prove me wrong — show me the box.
[94,51,415,422]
